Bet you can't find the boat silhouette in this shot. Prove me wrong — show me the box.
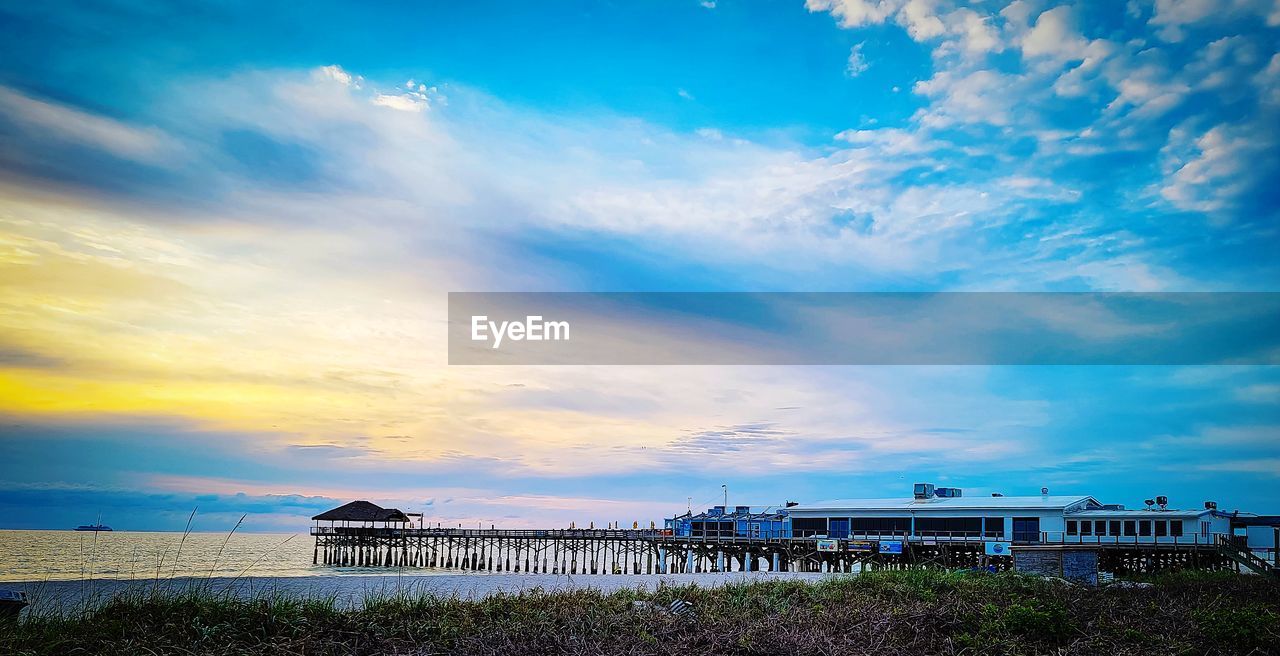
[75,513,112,531]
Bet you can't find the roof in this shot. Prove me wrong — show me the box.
[681,506,788,522]
[788,495,1097,513]
[312,500,409,522]
[1068,509,1213,518]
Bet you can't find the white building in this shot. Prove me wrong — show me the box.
[786,483,1241,545]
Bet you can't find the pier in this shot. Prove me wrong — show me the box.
[309,494,1280,578]
[311,526,1261,577]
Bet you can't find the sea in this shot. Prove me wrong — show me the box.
[0,529,336,582]
[0,530,832,613]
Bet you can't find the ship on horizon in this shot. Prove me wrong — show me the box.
[75,514,112,532]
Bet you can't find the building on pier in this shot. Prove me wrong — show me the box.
[785,483,1248,544]
[667,505,789,538]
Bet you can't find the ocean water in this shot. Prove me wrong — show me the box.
[0,530,834,614]
[0,529,337,582]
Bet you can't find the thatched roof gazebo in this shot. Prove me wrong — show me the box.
[313,500,409,523]
[312,500,411,534]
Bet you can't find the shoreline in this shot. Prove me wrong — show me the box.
[5,570,835,614]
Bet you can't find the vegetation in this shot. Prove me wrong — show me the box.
[2,570,1277,655]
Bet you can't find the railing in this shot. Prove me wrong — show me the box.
[1215,534,1278,577]
[311,526,664,538]
[1037,531,1220,546]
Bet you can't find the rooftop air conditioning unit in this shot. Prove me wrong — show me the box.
[1204,501,1217,510]
[935,487,963,498]
[913,483,935,499]
[1156,496,1168,509]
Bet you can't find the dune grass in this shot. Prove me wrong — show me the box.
[2,569,1277,655]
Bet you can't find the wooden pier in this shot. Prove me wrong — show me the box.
[311,527,1257,576]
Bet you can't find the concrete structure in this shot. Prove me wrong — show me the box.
[1013,546,1100,586]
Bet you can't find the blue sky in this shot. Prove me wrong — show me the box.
[0,0,1277,531]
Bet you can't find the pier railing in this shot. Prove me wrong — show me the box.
[1037,532,1221,547]
[311,526,664,538]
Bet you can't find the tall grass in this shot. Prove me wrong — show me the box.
[3,569,1276,655]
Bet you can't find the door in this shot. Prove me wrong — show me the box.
[1012,517,1040,543]
[829,518,850,539]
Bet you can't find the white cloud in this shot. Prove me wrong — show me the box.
[846,43,870,76]
[805,0,902,28]
[900,0,946,40]
[373,92,428,112]
[0,85,179,164]
[316,64,361,87]
[1022,6,1091,61]
[1159,122,1260,217]
[945,8,1002,54]
[913,68,1020,127]
[1148,0,1278,41]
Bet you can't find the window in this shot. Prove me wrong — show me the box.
[1066,520,1078,536]
[792,517,828,537]
[1124,520,1136,536]
[1080,521,1092,536]
[750,523,761,538]
[1012,517,1041,543]
[1140,520,1151,536]
[1155,520,1168,537]
[1171,521,1183,537]
[1200,521,1210,536]
[984,517,1004,538]
[1109,520,1121,536]
[915,517,983,535]
[1095,520,1107,535]
[848,517,911,535]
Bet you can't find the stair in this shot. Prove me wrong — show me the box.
[1216,536,1279,578]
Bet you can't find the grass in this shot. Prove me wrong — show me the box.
[2,569,1277,655]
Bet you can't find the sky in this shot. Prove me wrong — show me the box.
[0,0,1277,532]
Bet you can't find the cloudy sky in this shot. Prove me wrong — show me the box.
[0,0,1277,532]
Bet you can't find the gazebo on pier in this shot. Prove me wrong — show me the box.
[312,500,411,535]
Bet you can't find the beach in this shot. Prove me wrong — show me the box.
[7,571,833,614]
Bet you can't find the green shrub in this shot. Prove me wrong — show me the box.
[1194,604,1279,650]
